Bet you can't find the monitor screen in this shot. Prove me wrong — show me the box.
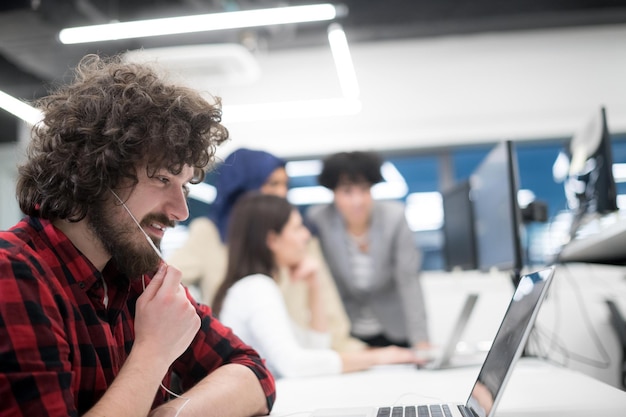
[442,180,478,271]
[565,106,618,218]
[469,141,524,280]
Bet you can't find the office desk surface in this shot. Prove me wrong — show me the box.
[557,212,626,264]
[271,358,626,417]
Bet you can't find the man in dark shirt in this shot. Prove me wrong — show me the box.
[0,54,275,417]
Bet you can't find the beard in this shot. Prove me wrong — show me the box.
[88,200,172,279]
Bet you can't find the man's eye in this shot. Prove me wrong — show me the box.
[158,176,169,184]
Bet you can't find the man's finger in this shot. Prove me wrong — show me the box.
[141,262,167,299]
[157,264,183,292]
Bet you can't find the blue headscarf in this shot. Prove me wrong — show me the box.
[210,148,286,242]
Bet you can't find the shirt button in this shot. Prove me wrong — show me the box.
[78,282,85,289]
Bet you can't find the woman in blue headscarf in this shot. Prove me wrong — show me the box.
[168,147,365,352]
[210,148,288,242]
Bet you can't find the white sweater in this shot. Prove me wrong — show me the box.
[219,274,342,378]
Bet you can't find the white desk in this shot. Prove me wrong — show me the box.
[271,358,626,417]
[557,212,626,263]
[421,266,626,389]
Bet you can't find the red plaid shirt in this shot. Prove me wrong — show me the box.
[0,216,275,416]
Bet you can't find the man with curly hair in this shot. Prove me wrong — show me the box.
[0,55,275,417]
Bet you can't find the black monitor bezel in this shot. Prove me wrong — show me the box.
[469,140,524,281]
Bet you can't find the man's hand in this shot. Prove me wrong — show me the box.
[134,263,201,365]
[84,264,200,417]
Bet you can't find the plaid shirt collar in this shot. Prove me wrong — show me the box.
[27,216,132,313]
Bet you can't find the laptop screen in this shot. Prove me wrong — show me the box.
[465,267,554,417]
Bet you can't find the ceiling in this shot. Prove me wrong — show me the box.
[2,1,626,149]
[2,0,626,100]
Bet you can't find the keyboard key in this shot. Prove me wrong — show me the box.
[376,404,450,417]
[377,407,391,417]
[429,405,443,417]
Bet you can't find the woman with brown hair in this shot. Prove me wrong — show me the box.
[213,193,422,378]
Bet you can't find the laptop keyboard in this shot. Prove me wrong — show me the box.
[376,405,455,417]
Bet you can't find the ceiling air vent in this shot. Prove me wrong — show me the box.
[123,44,261,88]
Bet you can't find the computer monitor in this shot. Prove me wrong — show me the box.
[442,180,478,271]
[560,106,618,235]
[470,141,524,285]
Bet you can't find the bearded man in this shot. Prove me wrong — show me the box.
[0,54,275,417]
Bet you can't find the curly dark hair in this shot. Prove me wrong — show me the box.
[317,151,384,190]
[17,54,229,221]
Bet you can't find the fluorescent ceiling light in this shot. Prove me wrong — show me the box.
[0,90,43,125]
[327,23,359,99]
[59,3,341,44]
[223,23,361,123]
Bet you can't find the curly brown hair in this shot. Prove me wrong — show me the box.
[17,54,229,221]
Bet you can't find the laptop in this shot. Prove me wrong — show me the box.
[418,293,480,370]
[311,267,555,417]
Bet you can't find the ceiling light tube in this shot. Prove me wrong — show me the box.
[59,3,342,44]
[327,23,359,99]
[0,90,43,125]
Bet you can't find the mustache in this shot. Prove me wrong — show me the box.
[140,213,176,229]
